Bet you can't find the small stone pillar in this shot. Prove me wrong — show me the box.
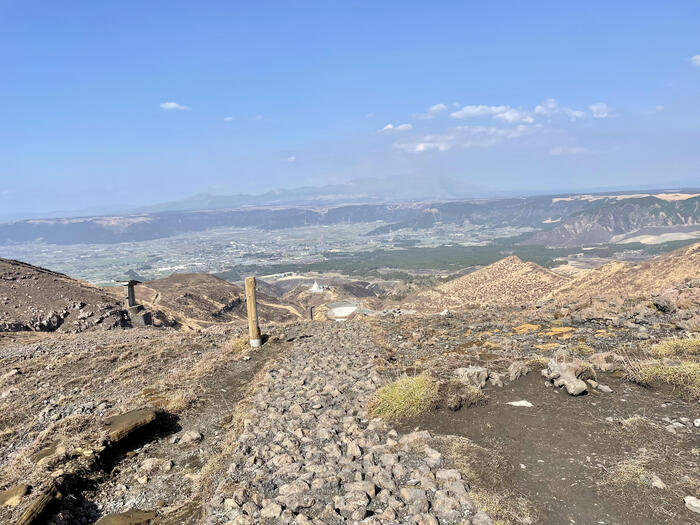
[124,280,139,308]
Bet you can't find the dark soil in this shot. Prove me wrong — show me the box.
[401,372,700,525]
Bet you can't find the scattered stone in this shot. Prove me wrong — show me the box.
[0,484,29,508]
[508,361,530,382]
[94,509,158,525]
[180,430,203,444]
[685,495,700,514]
[454,366,489,388]
[104,408,158,442]
[506,400,533,407]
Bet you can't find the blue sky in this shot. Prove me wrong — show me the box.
[1,1,699,215]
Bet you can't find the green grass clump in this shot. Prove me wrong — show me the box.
[650,338,700,358]
[633,361,700,400]
[369,375,438,420]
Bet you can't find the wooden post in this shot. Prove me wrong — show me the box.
[245,276,262,347]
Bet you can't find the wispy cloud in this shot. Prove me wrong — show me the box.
[691,55,700,67]
[550,146,591,156]
[416,103,449,119]
[450,104,510,119]
[223,116,233,122]
[160,101,190,111]
[381,123,413,133]
[533,99,585,120]
[450,100,582,123]
[394,124,532,153]
[287,155,296,162]
[251,114,264,121]
[589,102,610,119]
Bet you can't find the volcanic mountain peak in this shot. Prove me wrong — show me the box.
[404,254,569,312]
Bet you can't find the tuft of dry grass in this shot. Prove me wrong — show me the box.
[463,385,487,406]
[627,361,700,400]
[368,375,438,421]
[650,338,700,359]
[225,336,249,353]
[605,458,654,489]
[142,387,197,412]
[573,341,595,356]
[525,356,549,369]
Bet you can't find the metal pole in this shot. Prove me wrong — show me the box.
[245,276,262,347]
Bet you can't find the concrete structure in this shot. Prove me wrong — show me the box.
[117,280,152,327]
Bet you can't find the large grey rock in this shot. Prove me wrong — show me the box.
[454,366,489,387]
[541,359,588,395]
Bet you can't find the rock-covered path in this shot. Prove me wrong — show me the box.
[205,321,489,524]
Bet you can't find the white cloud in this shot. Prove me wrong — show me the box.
[534,98,585,120]
[656,105,664,112]
[416,103,449,119]
[287,155,296,162]
[251,114,264,121]
[381,123,413,133]
[450,104,510,119]
[493,108,535,124]
[589,102,610,119]
[550,146,591,156]
[691,55,700,67]
[223,116,233,122]
[450,104,536,123]
[394,124,533,153]
[365,112,375,118]
[160,101,190,111]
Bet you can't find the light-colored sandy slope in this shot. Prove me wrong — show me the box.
[403,256,570,312]
[545,241,700,304]
[403,241,700,313]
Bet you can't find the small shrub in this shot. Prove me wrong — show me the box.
[368,375,438,420]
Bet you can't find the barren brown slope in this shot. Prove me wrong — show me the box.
[0,258,128,332]
[404,256,569,312]
[546,241,700,304]
[135,272,304,327]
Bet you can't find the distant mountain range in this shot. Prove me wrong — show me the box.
[131,175,487,213]
[0,187,697,248]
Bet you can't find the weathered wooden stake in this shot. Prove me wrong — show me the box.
[245,276,262,347]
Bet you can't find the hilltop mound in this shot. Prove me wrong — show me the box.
[547,241,700,304]
[404,256,569,312]
[135,273,304,328]
[0,258,128,332]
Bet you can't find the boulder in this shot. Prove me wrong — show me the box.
[454,366,489,388]
[541,359,588,395]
